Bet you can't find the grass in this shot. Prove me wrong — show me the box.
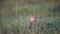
[0,4,60,34]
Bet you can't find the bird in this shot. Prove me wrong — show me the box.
[29,15,35,30]
[30,15,35,24]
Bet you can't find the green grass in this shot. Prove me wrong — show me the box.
[0,4,60,34]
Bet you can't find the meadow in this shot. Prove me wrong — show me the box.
[0,0,60,34]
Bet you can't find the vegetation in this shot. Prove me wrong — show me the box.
[0,0,60,34]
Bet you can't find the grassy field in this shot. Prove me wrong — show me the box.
[0,1,60,34]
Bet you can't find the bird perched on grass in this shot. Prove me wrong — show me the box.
[29,15,35,30]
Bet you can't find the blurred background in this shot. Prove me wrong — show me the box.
[0,0,60,34]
